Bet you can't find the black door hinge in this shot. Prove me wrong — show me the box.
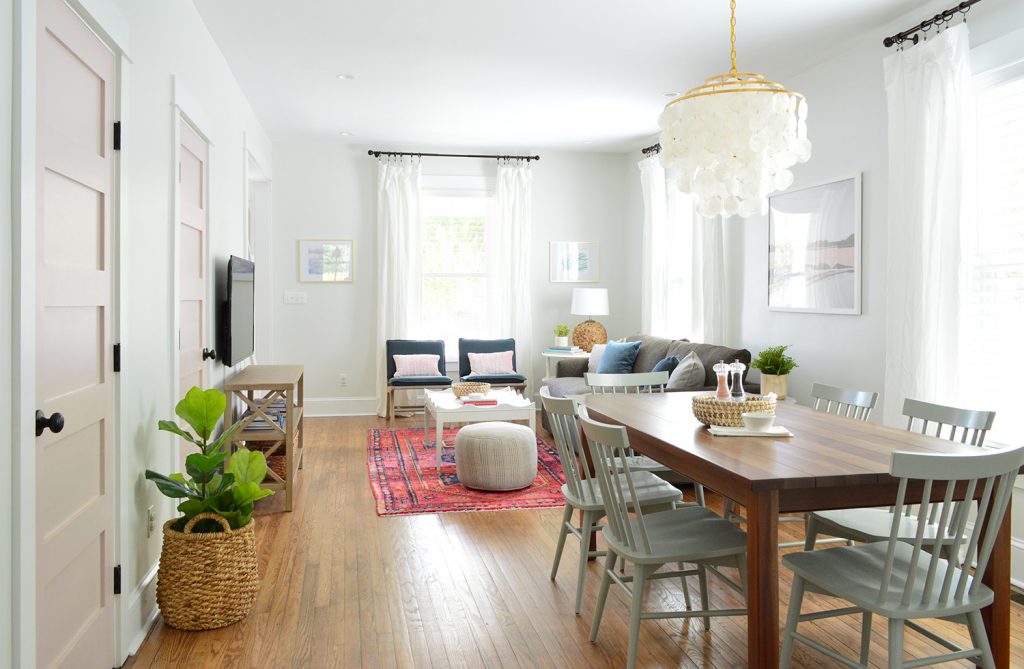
[113,121,121,151]
[113,565,122,595]
[113,343,121,372]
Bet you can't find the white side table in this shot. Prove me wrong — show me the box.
[541,350,590,383]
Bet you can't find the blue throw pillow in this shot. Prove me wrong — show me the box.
[651,355,681,375]
[596,341,642,374]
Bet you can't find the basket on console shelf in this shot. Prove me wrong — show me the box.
[452,381,491,398]
[692,394,777,428]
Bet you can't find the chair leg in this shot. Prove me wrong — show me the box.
[678,562,692,609]
[780,574,806,669]
[589,549,617,642]
[966,610,996,669]
[859,611,873,665]
[736,554,748,601]
[697,564,711,632]
[695,483,706,507]
[724,498,737,524]
[387,389,394,428]
[887,618,904,669]
[803,514,819,551]
[626,564,649,669]
[576,510,597,614]
[550,504,573,581]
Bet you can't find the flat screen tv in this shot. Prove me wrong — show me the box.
[223,255,255,366]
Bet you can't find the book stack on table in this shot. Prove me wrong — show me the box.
[545,345,583,354]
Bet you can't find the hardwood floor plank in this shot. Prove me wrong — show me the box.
[123,414,1024,669]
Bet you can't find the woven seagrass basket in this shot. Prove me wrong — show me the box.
[692,394,777,428]
[452,381,491,398]
[156,512,259,630]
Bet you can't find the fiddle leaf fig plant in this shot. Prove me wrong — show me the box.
[146,386,274,532]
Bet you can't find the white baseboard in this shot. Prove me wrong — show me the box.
[305,395,377,417]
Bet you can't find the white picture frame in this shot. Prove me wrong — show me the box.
[549,241,599,282]
[768,174,861,315]
[298,239,354,283]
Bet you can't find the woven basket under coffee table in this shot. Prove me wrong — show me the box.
[691,394,777,428]
[156,512,260,630]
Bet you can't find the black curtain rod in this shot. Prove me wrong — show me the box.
[641,143,661,155]
[883,0,981,48]
[368,150,540,161]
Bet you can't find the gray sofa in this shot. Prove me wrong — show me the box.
[541,334,757,431]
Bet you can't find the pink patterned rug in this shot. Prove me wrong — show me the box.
[366,426,566,516]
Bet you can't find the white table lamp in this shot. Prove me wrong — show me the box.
[570,288,609,352]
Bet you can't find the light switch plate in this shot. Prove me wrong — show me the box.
[283,291,307,304]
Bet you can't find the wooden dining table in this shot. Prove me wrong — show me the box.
[582,392,1014,669]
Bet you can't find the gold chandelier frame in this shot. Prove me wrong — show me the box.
[664,0,804,110]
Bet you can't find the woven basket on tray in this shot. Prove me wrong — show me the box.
[692,394,777,428]
[156,512,259,630]
[452,381,491,398]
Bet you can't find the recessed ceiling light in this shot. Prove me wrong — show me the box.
[339,131,352,137]
[663,91,679,98]
[337,74,355,80]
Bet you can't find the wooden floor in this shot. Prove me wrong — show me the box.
[126,414,1024,668]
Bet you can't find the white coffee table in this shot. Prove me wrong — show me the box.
[423,388,536,464]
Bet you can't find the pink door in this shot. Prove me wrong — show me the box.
[178,121,209,395]
[36,0,117,666]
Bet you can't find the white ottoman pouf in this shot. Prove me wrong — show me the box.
[454,422,538,491]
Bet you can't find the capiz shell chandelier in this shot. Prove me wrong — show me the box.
[658,0,811,219]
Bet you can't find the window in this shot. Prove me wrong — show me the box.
[959,68,1024,444]
[419,193,496,358]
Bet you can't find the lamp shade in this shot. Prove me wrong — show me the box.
[570,288,609,317]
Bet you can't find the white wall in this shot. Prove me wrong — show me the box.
[270,143,634,413]
[1,0,14,664]
[107,0,271,660]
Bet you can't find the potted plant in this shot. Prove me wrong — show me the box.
[750,345,798,399]
[145,386,275,630]
[554,324,570,347]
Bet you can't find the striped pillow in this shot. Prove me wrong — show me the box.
[468,350,515,375]
[393,354,442,377]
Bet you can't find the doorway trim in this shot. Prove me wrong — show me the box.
[12,0,130,667]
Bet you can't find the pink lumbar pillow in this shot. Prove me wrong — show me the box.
[468,350,515,375]
[393,354,442,377]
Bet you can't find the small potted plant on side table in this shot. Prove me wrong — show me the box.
[553,324,570,347]
[145,386,275,630]
[751,345,798,400]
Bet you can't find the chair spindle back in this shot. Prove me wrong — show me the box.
[810,382,878,422]
[902,398,996,447]
[585,372,669,395]
[540,388,597,504]
[578,407,653,555]
[878,445,1024,607]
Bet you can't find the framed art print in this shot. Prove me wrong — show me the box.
[549,241,599,282]
[768,174,861,314]
[298,239,354,282]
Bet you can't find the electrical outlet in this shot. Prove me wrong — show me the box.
[283,291,307,304]
[146,506,155,537]
[339,373,348,386]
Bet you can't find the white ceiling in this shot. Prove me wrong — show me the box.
[193,0,919,151]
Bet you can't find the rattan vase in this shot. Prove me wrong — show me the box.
[156,512,260,631]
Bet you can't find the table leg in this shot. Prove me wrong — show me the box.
[436,415,444,467]
[745,489,779,668]
[980,495,1011,668]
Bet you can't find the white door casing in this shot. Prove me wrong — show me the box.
[35,0,117,666]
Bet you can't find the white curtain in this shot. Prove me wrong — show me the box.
[375,156,422,417]
[491,159,534,392]
[882,24,974,425]
[638,154,726,343]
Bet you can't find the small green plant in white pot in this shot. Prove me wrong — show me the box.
[751,345,797,399]
[553,324,570,347]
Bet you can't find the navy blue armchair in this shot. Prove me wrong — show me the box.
[457,338,527,388]
[385,339,452,425]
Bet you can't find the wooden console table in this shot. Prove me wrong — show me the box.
[223,364,305,511]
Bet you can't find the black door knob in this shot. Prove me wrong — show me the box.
[202,348,217,361]
[36,410,65,437]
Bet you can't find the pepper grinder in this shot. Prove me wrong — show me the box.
[729,359,746,402]
[713,360,731,400]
